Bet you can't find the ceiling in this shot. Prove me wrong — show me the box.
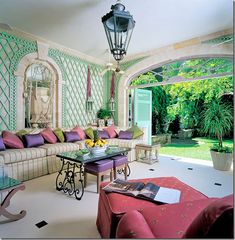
[0,0,233,63]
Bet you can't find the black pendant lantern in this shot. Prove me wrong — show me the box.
[102,1,135,62]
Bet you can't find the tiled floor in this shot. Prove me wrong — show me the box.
[0,154,233,238]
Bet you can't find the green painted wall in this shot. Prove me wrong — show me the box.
[0,31,104,130]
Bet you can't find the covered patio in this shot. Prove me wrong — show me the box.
[0,0,233,239]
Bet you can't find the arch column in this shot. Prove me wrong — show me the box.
[118,44,233,127]
[14,41,64,129]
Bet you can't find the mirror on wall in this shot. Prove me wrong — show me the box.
[24,63,54,128]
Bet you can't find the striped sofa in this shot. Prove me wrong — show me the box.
[0,126,146,181]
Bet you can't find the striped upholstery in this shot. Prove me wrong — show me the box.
[39,142,79,155]
[0,126,145,181]
[7,157,48,181]
[0,147,47,164]
[39,142,80,174]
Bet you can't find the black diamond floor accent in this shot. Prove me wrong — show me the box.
[149,168,155,171]
[36,220,48,228]
[187,168,193,170]
[214,183,222,186]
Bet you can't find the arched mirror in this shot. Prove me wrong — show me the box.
[24,63,54,128]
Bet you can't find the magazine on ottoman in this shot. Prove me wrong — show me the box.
[103,178,181,204]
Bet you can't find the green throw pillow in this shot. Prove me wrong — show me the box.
[127,125,144,139]
[16,129,28,136]
[53,128,65,142]
[85,127,94,140]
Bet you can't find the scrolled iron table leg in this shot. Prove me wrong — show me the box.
[56,158,84,200]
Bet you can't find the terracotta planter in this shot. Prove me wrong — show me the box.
[210,150,233,171]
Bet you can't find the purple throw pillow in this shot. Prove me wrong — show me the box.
[24,134,44,148]
[0,136,6,151]
[64,131,81,142]
[118,130,133,139]
[98,130,110,139]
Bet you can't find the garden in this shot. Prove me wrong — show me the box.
[131,58,233,165]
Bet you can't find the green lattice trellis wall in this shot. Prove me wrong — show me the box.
[49,49,104,127]
[0,32,37,130]
[0,31,104,130]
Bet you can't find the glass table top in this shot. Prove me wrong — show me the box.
[56,146,131,164]
[0,177,21,190]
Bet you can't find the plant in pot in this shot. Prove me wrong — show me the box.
[97,108,112,127]
[201,100,233,171]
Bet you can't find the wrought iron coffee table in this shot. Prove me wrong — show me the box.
[0,177,26,221]
[56,147,131,200]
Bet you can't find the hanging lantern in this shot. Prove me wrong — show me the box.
[109,71,116,112]
[102,1,135,62]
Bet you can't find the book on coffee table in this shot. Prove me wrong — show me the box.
[103,179,181,204]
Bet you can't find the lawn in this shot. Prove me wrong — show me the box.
[159,137,234,161]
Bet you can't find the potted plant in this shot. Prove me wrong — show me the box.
[97,108,112,127]
[202,100,233,171]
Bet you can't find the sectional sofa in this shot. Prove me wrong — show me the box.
[0,126,146,181]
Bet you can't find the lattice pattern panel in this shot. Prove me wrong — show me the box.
[0,32,37,130]
[48,49,104,128]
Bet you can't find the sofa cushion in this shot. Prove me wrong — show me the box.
[25,134,44,148]
[118,130,133,139]
[64,131,81,142]
[104,126,117,138]
[39,142,79,156]
[85,127,94,139]
[41,128,57,144]
[126,125,144,139]
[107,138,144,149]
[53,128,65,142]
[98,130,109,139]
[72,126,86,140]
[0,136,6,151]
[2,130,24,149]
[184,194,234,238]
[0,147,47,164]
[116,210,155,238]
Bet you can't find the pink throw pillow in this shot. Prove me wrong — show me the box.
[104,125,117,138]
[72,126,86,140]
[2,130,24,149]
[41,128,57,144]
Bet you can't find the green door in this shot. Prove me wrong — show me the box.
[134,89,152,144]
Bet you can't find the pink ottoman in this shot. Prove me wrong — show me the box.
[96,177,208,238]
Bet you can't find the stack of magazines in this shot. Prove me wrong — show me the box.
[103,179,181,204]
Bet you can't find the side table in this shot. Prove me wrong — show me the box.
[136,143,161,164]
[0,177,26,221]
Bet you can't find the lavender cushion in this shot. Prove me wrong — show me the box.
[98,130,110,139]
[0,137,6,151]
[64,131,81,142]
[24,134,44,148]
[2,130,24,149]
[118,130,133,139]
[112,155,128,167]
[85,160,113,173]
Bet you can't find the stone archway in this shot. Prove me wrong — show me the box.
[14,41,63,129]
[118,43,233,127]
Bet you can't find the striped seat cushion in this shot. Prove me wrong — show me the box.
[0,147,47,164]
[39,142,79,156]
